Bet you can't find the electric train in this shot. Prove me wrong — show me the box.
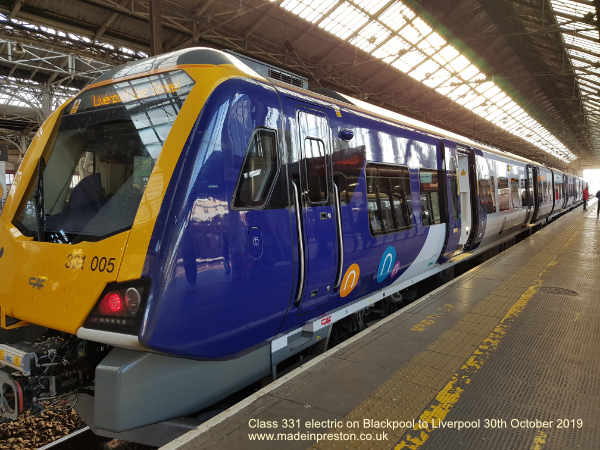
[0,48,584,440]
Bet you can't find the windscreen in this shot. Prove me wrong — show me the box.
[14,70,194,243]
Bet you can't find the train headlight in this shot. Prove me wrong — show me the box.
[125,287,141,314]
[84,280,149,335]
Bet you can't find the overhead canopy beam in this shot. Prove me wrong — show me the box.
[150,0,162,56]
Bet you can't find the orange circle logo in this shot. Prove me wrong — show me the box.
[340,263,360,298]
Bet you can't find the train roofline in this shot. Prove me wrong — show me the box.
[83,46,574,174]
[266,79,574,173]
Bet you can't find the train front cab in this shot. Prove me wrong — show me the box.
[0,50,300,433]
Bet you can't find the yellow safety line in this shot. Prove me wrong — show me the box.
[410,304,454,332]
[530,430,548,450]
[395,229,579,450]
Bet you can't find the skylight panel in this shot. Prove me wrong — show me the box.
[372,36,411,62]
[281,0,337,23]
[400,23,425,44]
[496,96,511,109]
[412,17,432,36]
[560,21,592,32]
[443,76,464,88]
[350,20,390,52]
[353,0,389,15]
[433,45,459,67]
[483,109,505,123]
[475,80,495,95]
[467,98,487,112]
[448,84,470,101]
[423,32,447,53]
[579,29,599,40]
[319,2,369,40]
[460,64,480,81]
[435,84,455,96]
[422,67,451,88]
[456,88,479,106]
[483,84,501,99]
[567,48,600,64]
[392,49,426,72]
[449,54,470,73]
[571,59,588,68]
[563,34,600,54]
[579,78,600,89]
[378,2,414,30]
[0,14,144,60]
[552,0,594,16]
[489,91,507,103]
[409,58,440,82]
[582,74,600,85]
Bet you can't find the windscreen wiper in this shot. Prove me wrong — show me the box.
[35,157,46,241]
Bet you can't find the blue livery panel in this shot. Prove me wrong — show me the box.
[136,75,584,359]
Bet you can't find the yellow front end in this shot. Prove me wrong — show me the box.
[0,64,248,334]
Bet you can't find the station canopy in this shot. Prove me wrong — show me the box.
[0,0,599,170]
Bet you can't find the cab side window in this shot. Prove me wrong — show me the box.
[233,129,278,208]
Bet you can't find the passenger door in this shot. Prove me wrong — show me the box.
[524,165,535,224]
[457,149,474,248]
[440,143,461,258]
[293,109,340,315]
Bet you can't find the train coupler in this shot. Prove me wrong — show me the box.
[0,336,108,421]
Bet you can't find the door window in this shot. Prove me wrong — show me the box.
[419,169,442,225]
[303,137,328,204]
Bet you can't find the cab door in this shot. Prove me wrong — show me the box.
[293,109,339,315]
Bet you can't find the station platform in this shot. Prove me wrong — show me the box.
[163,206,600,450]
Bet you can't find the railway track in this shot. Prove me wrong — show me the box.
[38,426,156,450]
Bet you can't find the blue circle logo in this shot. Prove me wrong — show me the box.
[377,246,397,283]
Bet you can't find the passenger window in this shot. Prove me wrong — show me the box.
[510,178,520,208]
[541,175,551,202]
[303,137,328,204]
[366,163,412,235]
[233,129,278,208]
[419,169,442,225]
[476,156,496,213]
[497,176,510,211]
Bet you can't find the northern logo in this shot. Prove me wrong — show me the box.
[377,246,397,283]
[340,263,360,298]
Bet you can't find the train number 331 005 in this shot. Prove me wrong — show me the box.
[65,254,116,273]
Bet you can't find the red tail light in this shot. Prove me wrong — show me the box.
[84,280,149,335]
[99,292,124,315]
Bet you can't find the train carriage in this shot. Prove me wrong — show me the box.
[0,48,584,438]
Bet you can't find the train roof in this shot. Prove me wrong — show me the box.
[92,47,578,176]
[91,47,264,84]
[272,80,543,167]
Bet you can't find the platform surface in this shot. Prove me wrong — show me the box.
[164,205,600,450]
